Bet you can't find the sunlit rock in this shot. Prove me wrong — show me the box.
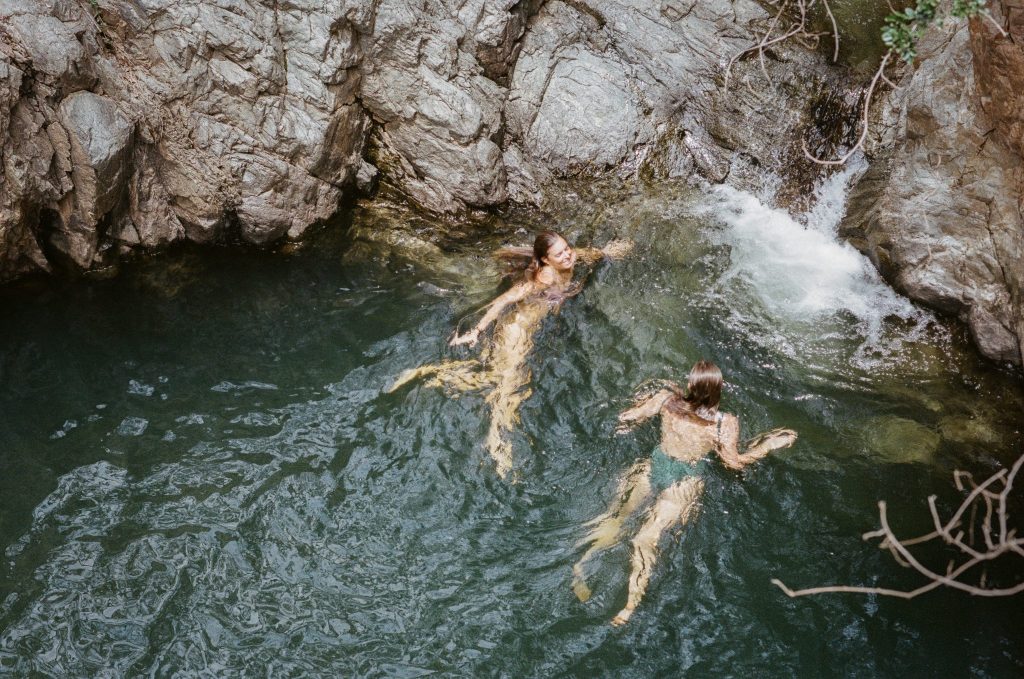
[861,415,940,465]
[937,415,1004,447]
[843,8,1024,367]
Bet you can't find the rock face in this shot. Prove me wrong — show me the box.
[0,0,1020,366]
[0,0,852,279]
[0,0,371,277]
[842,3,1024,365]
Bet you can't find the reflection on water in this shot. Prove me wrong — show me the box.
[0,179,1022,676]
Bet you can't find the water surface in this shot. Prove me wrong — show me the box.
[1,179,1022,677]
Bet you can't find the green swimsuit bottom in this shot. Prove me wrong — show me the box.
[650,445,710,491]
[649,411,722,490]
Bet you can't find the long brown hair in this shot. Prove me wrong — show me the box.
[494,230,564,281]
[664,360,722,420]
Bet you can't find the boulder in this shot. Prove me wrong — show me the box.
[862,416,941,465]
[59,92,135,219]
[843,18,1024,365]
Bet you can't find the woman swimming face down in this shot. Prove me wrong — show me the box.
[666,360,722,419]
[574,359,798,625]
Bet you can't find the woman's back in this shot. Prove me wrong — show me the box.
[660,407,730,462]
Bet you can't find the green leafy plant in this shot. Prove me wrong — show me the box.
[882,0,991,63]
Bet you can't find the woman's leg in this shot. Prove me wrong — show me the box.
[483,367,531,478]
[386,359,486,395]
[612,476,704,626]
[572,460,653,601]
[479,307,540,478]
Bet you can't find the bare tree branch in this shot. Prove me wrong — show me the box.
[773,455,1024,600]
[802,50,893,166]
[821,0,839,62]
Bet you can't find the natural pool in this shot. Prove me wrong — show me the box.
[1,176,1022,676]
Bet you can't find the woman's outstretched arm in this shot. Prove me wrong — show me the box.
[616,389,674,432]
[575,239,634,265]
[715,415,797,470]
[450,277,543,346]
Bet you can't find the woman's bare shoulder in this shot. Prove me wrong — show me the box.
[534,266,558,286]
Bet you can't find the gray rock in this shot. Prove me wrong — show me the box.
[5,11,96,90]
[355,160,380,195]
[862,416,940,465]
[359,2,510,214]
[59,92,135,218]
[843,21,1024,365]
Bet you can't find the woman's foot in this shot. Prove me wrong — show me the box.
[385,367,423,393]
[571,565,592,602]
[610,607,633,626]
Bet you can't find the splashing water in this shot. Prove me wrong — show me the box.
[699,163,941,371]
[0,185,1021,677]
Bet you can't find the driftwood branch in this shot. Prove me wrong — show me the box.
[772,455,1024,599]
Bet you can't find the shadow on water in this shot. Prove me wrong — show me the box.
[0,176,1022,676]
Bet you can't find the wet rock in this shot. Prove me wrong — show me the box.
[862,416,941,464]
[843,19,1024,366]
[355,161,380,195]
[937,415,1003,447]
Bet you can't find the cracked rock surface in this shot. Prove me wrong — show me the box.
[0,0,838,278]
[0,0,1021,365]
[843,5,1024,365]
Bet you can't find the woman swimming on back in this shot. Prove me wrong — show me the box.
[387,231,632,478]
[573,360,797,625]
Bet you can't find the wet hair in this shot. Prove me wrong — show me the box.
[494,230,566,281]
[665,359,722,420]
[528,231,564,278]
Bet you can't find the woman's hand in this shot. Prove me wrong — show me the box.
[601,239,634,260]
[614,420,637,436]
[752,428,798,451]
[449,327,481,347]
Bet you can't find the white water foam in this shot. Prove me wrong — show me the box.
[700,161,940,368]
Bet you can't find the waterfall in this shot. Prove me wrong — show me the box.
[699,161,942,371]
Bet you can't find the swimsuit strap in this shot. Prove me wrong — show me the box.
[715,411,724,443]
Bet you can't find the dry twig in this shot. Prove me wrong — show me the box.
[724,0,838,92]
[773,455,1024,599]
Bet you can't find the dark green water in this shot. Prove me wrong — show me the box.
[1,182,1022,677]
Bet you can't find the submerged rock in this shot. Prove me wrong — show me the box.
[861,416,941,465]
[937,415,1004,447]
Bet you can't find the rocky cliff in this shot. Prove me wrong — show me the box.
[1,0,1021,366]
[0,0,850,276]
[842,1,1024,365]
